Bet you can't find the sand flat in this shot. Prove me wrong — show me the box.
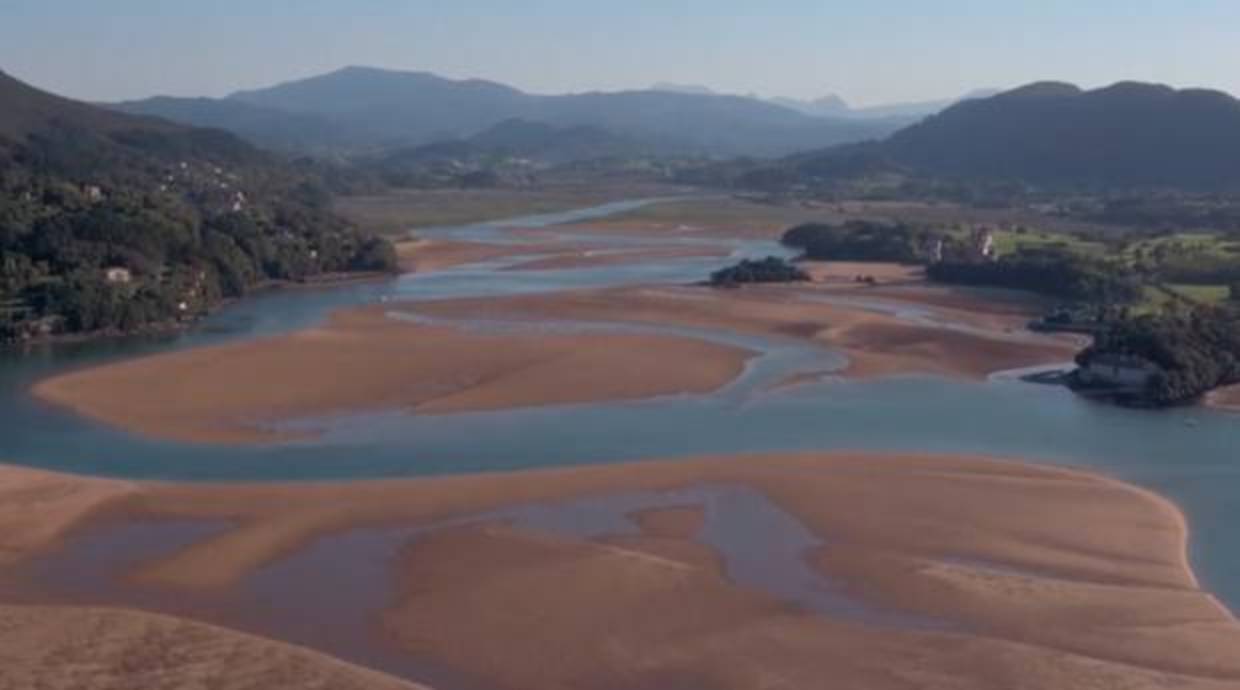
[501,244,730,271]
[414,283,1078,381]
[32,268,1076,446]
[0,604,425,690]
[0,466,134,565]
[2,453,1237,689]
[33,306,753,444]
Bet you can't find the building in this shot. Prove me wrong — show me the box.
[971,227,996,261]
[103,267,132,284]
[1077,354,1162,389]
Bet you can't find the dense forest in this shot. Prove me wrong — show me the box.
[781,221,938,263]
[1077,308,1240,405]
[926,249,1143,303]
[0,70,397,342]
[709,257,809,286]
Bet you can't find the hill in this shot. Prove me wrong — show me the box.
[360,118,661,188]
[114,66,902,157]
[0,70,395,342]
[882,81,1240,189]
[111,95,349,152]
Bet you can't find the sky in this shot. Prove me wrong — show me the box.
[2,1,1238,106]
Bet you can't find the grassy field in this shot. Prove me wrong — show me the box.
[1167,283,1231,304]
[989,229,1107,257]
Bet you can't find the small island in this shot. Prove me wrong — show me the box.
[708,256,810,287]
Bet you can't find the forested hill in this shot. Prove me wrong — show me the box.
[882,81,1240,190]
[0,70,396,342]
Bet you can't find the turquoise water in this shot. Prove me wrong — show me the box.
[0,199,1238,614]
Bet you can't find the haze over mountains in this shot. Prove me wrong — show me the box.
[647,82,1000,121]
[113,66,904,158]
[14,63,1240,192]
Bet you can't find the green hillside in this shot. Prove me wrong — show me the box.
[0,70,396,342]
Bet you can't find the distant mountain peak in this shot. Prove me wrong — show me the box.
[997,81,1083,100]
[650,82,718,96]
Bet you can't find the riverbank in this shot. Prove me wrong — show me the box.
[1,453,1237,689]
[32,305,752,445]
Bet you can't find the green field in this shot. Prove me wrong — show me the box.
[1167,283,1231,304]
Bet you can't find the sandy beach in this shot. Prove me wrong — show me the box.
[33,306,753,444]
[1,453,1237,689]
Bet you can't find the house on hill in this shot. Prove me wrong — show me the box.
[970,227,996,261]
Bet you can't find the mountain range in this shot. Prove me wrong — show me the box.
[770,89,1002,120]
[647,82,998,121]
[112,66,905,158]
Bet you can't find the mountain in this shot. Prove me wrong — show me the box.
[0,69,260,174]
[110,95,348,152]
[880,81,1240,189]
[465,118,655,161]
[650,82,718,96]
[771,89,1000,121]
[362,118,664,188]
[770,94,852,118]
[113,66,903,158]
[0,69,394,341]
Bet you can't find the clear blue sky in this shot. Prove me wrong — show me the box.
[2,0,1237,105]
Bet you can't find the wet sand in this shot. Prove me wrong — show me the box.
[396,238,574,272]
[501,245,731,271]
[397,237,730,274]
[1207,384,1240,413]
[33,306,753,444]
[1,453,1238,689]
[32,267,1076,445]
[413,281,1078,382]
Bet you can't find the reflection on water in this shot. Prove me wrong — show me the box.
[0,198,1238,620]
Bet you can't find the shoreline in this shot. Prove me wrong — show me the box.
[3,452,1238,688]
[0,270,400,351]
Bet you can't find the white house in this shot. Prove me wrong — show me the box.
[103,267,132,284]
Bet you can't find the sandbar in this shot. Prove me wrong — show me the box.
[413,281,1078,381]
[1,453,1237,689]
[33,306,753,444]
